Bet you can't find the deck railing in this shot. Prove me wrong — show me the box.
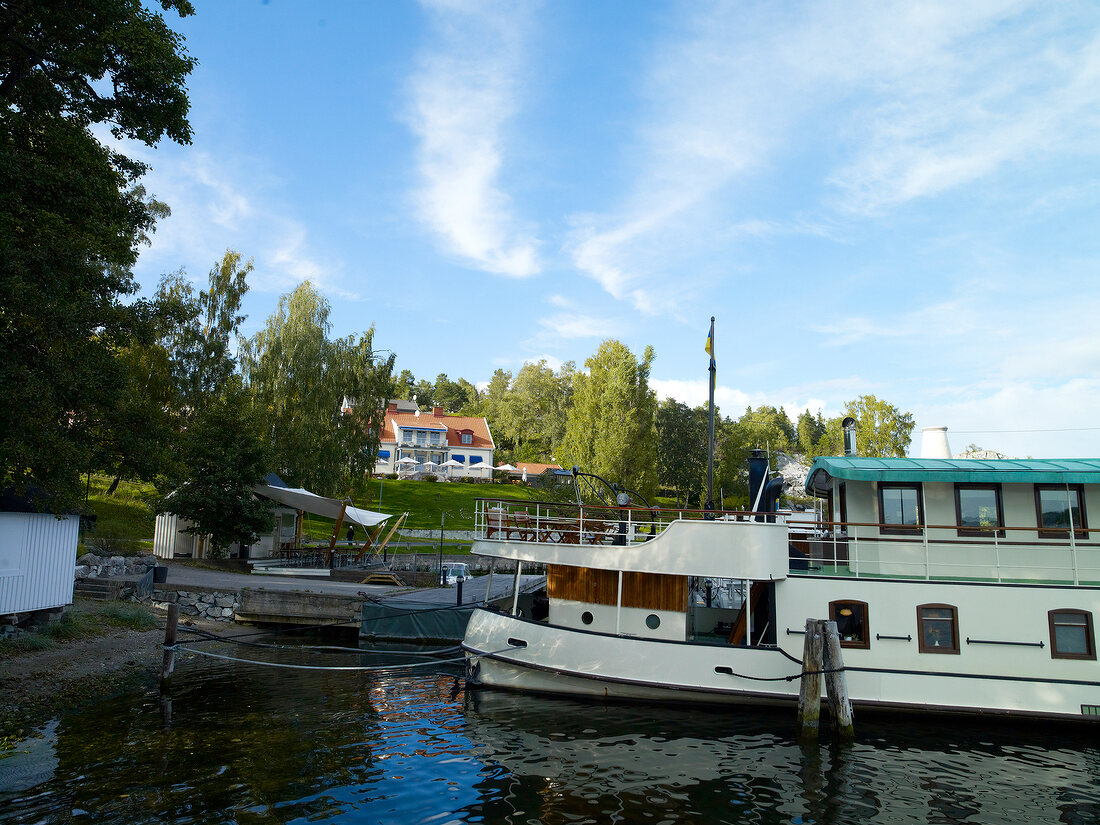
[473,497,783,547]
[473,498,1100,585]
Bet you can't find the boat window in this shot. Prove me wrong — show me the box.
[878,483,923,535]
[581,611,593,625]
[1034,485,1088,539]
[917,604,959,654]
[646,614,661,630]
[1048,610,1095,660]
[953,484,1005,538]
[829,600,869,649]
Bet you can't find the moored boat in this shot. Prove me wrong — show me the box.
[462,444,1100,721]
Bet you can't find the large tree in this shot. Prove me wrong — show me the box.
[656,399,709,507]
[815,395,916,458]
[500,360,575,463]
[0,0,195,508]
[560,340,658,497]
[157,378,273,557]
[243,281,393,495]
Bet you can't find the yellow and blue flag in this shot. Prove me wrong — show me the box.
[705,318,715,368]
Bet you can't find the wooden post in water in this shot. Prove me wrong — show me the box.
[822,619,855,741]
[160,603,179,687]
[797,618,824,742]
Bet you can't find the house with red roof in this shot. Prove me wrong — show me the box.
[375,402,495,479]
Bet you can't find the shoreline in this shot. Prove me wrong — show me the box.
[0,604,234,738]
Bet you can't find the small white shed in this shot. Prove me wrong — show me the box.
[0,510,78,617]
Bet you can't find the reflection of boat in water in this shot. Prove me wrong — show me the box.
[463,429,1100,721]
[460,689,1100,822]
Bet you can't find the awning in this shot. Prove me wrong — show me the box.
[255,485,391,527]
[805,457,1100,494]
[377,449,390,459]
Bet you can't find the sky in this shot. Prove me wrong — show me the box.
[121,0,1100,459]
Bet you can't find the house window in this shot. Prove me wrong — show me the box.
[878,483,923,535]
[1034,485,1088,539]
[917,604,959,654]
[954,484,1005,537]
[1048,610,1095,660]
[461,432,473,445]
[829,600,869,649]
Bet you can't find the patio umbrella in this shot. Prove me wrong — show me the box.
[395,457,418,465]
[493,463,518,472]
[439,458,464,478]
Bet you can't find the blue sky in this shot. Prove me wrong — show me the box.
[121,1,1100,458]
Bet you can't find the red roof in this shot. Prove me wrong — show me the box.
[515,462,563,475]
[380,411,494,450]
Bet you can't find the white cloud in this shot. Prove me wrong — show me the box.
[406,0,540,277]
[535,313,622,341]
[565,2,1100,315]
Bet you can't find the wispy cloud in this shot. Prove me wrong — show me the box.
[566,1,1100,315]
[405,0,540,277]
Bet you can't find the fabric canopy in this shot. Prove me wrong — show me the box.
[255,484,391,527]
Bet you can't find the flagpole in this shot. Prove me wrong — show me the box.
[706,316,716,515]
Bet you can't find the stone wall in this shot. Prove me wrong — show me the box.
[152,589,241,622]
[74,552,158,579]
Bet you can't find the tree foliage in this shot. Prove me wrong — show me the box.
[243,282,394,496]
[560,340,658,497]
[656,399,709,507]
[157,379,272,556]
[814,395,916,458]
[0,0,194,508]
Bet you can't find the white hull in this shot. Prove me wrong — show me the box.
[464,575,1100,720]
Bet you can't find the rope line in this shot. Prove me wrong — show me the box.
[178,625,461,656]
[718,666,846,683]
[164,644,519,672]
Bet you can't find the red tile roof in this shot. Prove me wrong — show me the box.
[514,462,563,475]
[380,411,494,450]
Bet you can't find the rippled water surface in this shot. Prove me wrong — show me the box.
[2,636,1098,824]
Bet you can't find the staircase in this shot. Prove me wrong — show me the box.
[73,578,125,601]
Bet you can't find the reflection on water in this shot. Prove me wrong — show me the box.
[1,636,1098,824]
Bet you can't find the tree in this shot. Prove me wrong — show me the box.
[656,399,709,507]
[841,395,915,457]
[395,369,416,400]
[243,281,393,496]
[501,360,575,463]
[796,409,826,455]
[560,340,658,497]
[431,373,472,412]
[157,379,272,557]
[713,405,796,507]
[0,0,195,508]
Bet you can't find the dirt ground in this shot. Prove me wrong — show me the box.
[0,604,232,737]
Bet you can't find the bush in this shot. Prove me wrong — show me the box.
[423,474,438,483]
[459,476,476,484]
[386,473,398,480]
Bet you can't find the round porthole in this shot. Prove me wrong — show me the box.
[581,611,594,625]
[646,614,661,630]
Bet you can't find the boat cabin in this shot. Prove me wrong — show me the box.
[801,457,1100,586]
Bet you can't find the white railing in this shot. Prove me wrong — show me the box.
[785,519,1100,586]
[472,499,1100,586]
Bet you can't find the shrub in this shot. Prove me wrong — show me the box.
[459,476,476,484]
[386,473,398,480]
[423,474,438,483]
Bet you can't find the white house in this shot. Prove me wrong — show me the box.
[375,403,495,478]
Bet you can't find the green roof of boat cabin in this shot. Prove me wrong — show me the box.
[804,457,1100,494]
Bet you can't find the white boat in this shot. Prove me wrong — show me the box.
[462,448,1100,721]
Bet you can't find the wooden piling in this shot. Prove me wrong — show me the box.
[160,603,179,686]
[796,618,823,742]
[822,619,855,742]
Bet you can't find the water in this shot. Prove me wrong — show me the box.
[2,636,1099,824]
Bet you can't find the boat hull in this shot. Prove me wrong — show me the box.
[464,600,1100,720]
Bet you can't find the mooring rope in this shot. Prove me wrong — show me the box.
[178,625,462,657]
[163,643,520,673]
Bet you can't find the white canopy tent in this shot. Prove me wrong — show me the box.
[255,484,391,527]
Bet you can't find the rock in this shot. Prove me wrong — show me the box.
[76,553,102,567]
[74,565,90,579]
[214,596,234,608]
[199,593,215,604]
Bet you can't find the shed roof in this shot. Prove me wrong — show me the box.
[805,457,1100,493]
